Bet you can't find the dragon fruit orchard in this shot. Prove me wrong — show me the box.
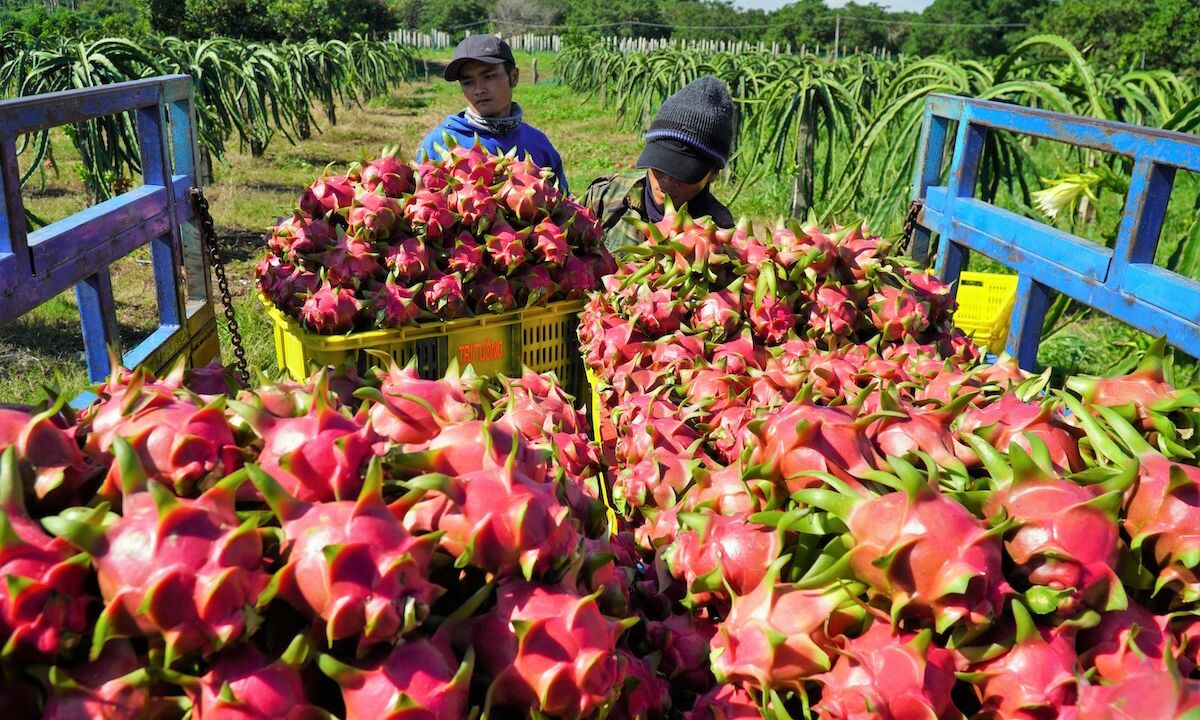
[257,139,615,334]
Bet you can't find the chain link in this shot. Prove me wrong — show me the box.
[898,198,925,256]
[190,187,249,386]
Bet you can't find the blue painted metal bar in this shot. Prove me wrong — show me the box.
[909,109,951,266]
[0,74,216,390]
[75,268,120,380]
[911,93,1200,368]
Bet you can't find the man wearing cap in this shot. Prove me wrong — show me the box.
[583,75,736,252]
[418,35,568,192]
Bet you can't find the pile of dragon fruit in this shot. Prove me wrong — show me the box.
[256,140,615,334]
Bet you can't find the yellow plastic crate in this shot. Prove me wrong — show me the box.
[953,271,1019,354]
[261,294,586,391]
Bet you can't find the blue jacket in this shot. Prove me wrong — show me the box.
[417,112,569,194]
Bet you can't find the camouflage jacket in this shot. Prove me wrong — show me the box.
[581,171,735,253]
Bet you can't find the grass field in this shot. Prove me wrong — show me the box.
[1,50,1194,403]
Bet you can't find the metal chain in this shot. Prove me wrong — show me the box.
[190,187,249,386]
[898,198,925,256]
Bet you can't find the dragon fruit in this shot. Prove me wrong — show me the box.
[319,634,473,720]
[456,179,500,230]
[43,438,270,665]
[746,401,880,491]
[185,636,325,720]
[41,640,168,720]
[0,392,98,511]
[807,284,862,338]
[360,360,479,444]
[530,218,571,266]
[471,271,517,313]
[403,187,456,242]
[268,212,336,262]
[612,651,672,720]
[496,158,560,222]
[1063,664,1200,720]
[1076,600,1171,681]
[315,231,381,287]
[468,578,631,720]
[748,295,797,345]
[815,622,960,720]
[382,235,432,283]
[484,218,531,275]
[691,283,744,341]
[345,187,403,242]
[248,460,441,649]
[960,600,1080,719]
[300,173,355,220]
[299,281,361,334]
[709,558,866,692]
[955,394,1084,473]
[663,511,782,606]
[359,153,416,197]
[644,612,717,692]
[443,232,483,281]
[513,265,556,307]
[0,447,90,661]
[227,390,375,503]
[422,271,468,320]
[867,286,931,341]
[555,254,596,299]
[795,458,1009,633]
[364,279,423,329]
[630,286,687,336]
[682,685,762,720]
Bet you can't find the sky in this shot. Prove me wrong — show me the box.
[734,0,936,11]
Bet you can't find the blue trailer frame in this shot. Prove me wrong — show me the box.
[909,93,1200,370]
[0,74,218,385]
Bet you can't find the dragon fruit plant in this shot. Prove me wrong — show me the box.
[256,139,613,334]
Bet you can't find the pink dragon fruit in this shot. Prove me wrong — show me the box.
[644,612,717,692]
[382,235,432,283]
[554,198,604,247]
[299,173,356,220]
[248,461,441,650]
[746,401,880,491]
[496,158,560,222]
[257,258,319,311]
[186,636,325,720]
[268,212,337,262]
[359,153,415,197]
[43,439,270,665]
[472,271,516,314]
[530,218,571,266]
[867,286,931,341]
[815,622,960,720]
[1077,600,1171,681]
[630,286,687,336]
[361,360,479,444]
[82,373,241,498]
[445,232,485,280]
[554,253,596,299]
[902,267,956,322]
[398,460,577,578]
[612,651,672,720]
[444,135,497,184]
[319,634,473,720]
[0,447,90,662]
[468,578,631,719]
[956,394,1084,472]
[316,231,381,287]
[364,278,424,328]
[345,187,403,242]
[664,511,782,606]
[41,640,168,720]
[1063,664,1200,720]
[961,600,1080,720]
[422,271,468,319]
[0,394,98,511]
[807,284,862,337]
[403,187,456,242]
[682,685,761,720]
[709,559,866,692]
[227,390,375,503]
[691,283,744,340]
[455,178,500,230]
[795,459,1010,633]
[484,218,531,274]
[515,265,556,306]
[416,159,450,192]
[749,295,798,345]
[299,281,361,334]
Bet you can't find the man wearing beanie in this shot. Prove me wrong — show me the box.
[418,35,568,191]
[583,75,736,252]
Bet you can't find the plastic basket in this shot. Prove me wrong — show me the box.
[953,271,1019,354]
[262,295,586,393]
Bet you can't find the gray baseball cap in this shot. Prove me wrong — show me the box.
[444,35,516,81]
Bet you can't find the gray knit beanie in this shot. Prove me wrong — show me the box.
[644,76,734,168]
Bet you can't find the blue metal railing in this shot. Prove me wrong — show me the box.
[910,94,1200,369]
[0,75,218,384]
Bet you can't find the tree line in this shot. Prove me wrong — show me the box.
[1,0,1197,72]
